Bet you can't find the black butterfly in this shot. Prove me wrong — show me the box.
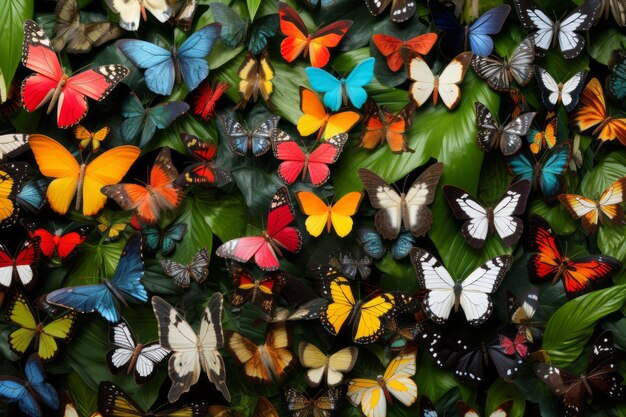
[159,248,209,288]
[283,386,345,417]
[329,253,372,280]
[365,0,417,23]
[471,37,535,92]
[474,102,537,155]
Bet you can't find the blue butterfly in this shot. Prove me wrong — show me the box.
[0,354,59,417]
[306,57,375,111]
[117,23,221,95]
[142,222,187,256]
[358,228,415,260]
[433,3,510,57]
[46,233,146,323]
[17,179,48,213]
[608,51,626,101]
[507,141,571,198]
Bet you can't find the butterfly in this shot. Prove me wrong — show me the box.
[499,331,529,358]
[208,397,277,417]
[365,0,418,22]
[514,0,601,59]
[474,102,537,155]
[573,78,626,145]
[142,222,187,256]
[607,50,626,100]
[46,233,146,323]
[408,52,473,110]
[52,0,125,53]
[96,214,128,242]
[297,87,361,141]
[385,316,422,353]
[534,330,625,417]
[229,264,286,316]
[358,163,444,239]
[335,253,372,280]
[160,248,209,288]
[16,179,48,214]
[534,67,588,112]
[0,239,40,290]
[21,219,92,262]
[120,93,190,148]
[97,381,208,417]
[508,88,528,119]
[283,386,345,417]
[170,0,198,31]
[357,101,416,153]
[278,2,352,68]
[102,147,184,225]
[319,274,395,343]
[209,3,278,54]
[507,141,571,198]
[0,353,59,417]
[527,113,558,154]
[457,400,514,417]
[419,396,438,417]
[178,134,232,187]
[29,134,140,216]
[221,115,279,157]
[193,81,229,121]
[117,23,221,95]
[0,133,29,161]
[507,288,539,342]
[299,342,358,387]
[216,187,302,271]
[5,291,76,361]
[152,293,230,402]
[106,319,170,384]
[347,351,417,417]
[306,58,375,111]
[73,125,108,153]
[471,37,535,92]
[443,180,531,249]
[21,20,130,128]
[529,216,622,298]
[411,247,512,325]
[372,33,438,72]
[104,0,171,30]
[432,4,511,57]
[296,191,364,238]
[236,51,275,110]
[599,0,626,25]
[0,162,30,228]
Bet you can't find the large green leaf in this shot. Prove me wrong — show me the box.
[0,0,33,93]
[486,379,526,417]
[416,354,473,402]
[170,192,216,263]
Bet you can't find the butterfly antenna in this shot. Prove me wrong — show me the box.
[69,63,95,77]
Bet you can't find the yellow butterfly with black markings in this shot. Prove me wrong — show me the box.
[236,50,274,110]
[96,213,128,242]
[5,291,76,361]
[74,125,109,153]
[0,162,30,228]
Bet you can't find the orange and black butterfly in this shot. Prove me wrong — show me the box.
[229,263,286,317]
[527,112,557,154]
[73,125,109,153]
[528,215,622,298]
[372,33,438,72]
[357,100,416,153]
[178,134,232,187]
[573,77,626,145]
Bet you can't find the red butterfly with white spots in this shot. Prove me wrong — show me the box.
[21,20,129,128]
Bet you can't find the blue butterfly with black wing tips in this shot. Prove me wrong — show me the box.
[17,179,48,213]
[306,58,375,112]
[507,141,571,199]
[46,233,146,323]
[0,354,59,417]
[117,23,221,95]
[358,228,415,260]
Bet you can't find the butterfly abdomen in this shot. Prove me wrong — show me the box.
[552,21,561,49]
[103,279,128,307]
[453,282,463,312]
[486,207,495,235]
[75,163,87,212]
[377,375,394,405]
[47,75,68,115]
[433,76,440,105]
[128,343,143,375]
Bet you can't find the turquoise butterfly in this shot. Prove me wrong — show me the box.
[607,51,626,100]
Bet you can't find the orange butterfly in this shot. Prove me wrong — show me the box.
[528,113,557,154]
[279,2,352,68]
[573,77,626,145]
[372,33,438,72]
[297,88,360,141]
[73,125,109,153]
[357,100,416,153]
[101,147,183,225]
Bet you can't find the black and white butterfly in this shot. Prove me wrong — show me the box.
[160,248,209,288]
[474,102,537,155]
[471,37,535,92]
[443,180,531,249]
[411,248,512,325]
[598,0,626,26]
[514,0,601,59]
[507,287,540,342]
[534,330,625,417]
[106,319,170,385]
[534,66,588,112]
[0,134,29,161]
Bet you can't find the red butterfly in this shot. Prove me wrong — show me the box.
[499,331,528,358]
[271,131,348,187]
[372,33,438,72]
[178,134,232,187]
[0,240,40,290]
[230,263,286,316]
[21,219,93,262]
[193,81,229,121]
[21,20,129,128]
[216,187,302,271]
[528,215,622,298]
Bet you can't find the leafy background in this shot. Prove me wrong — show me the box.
[0,0,626,416]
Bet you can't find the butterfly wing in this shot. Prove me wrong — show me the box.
[562,256,621,298]
[161,259,192,288]
[358,169,403,239]
[0,162,29,228]
[558,194,601,233]
[97,381,145,417]
[574,78,626,143]
[499,111,537,155]
[266,186,302,253]
[11,240,40,289]
[560,71,589,112]
[528,216,564,285]
[607,51,626,100]
[491,180,531,246]
[326,346,358,386]
[329,192,363,238]
[467,5,511,56]
[0,134,29,161]
[514,0,555,55]
[411,248,456,324]
[272,132,306,186]
[249,116,279,157]
[117,39,175,95]
[134,342,170,385]
[383,351,418,406]
[55,225,92,261]
[306,67,343,112]
[308,21,353,68]
[262,323,295,381]
[443,185,489,248]
[539,142,571,198]
[5,292,37,357]
[306,133,348,186]
[320,276,355,337]
[408,56,435,107]
[402,162,444,237]
[344,58,375,109]
[278,2,310,63]
[24,354,58,411]
[177,23,221,91]
[353,292,395,343]
[105,0,171,30]
[110,234,146,305]
[535,66,562,111]
[437,52,472,110]
[557,0,601,59]
[474,102,502,153]
[106,319,136,375]
[372,34,405,72]
[298,88,327,137]
[296,191,330,237]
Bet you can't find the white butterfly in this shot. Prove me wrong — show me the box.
[411,248,512,325]
[151,293,230,403]
[534,66,588,112]
[443,180,531,248]
[0,134,29,161]
[358,163,444,240]
[514,0,601,59]
[299,342,358,387]
[105,0,172,31]
[408,52,472,110]
[106,319,170,384]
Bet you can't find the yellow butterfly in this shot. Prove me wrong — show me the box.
[96,213,128,242]
[29,134,140,216]
[0,162,30,227]
[237,50,274,110]
[347,351,418,417]
[296,191,363,237]
[299,341,358,387]
[5,292,76,361]
[74,125,109,153]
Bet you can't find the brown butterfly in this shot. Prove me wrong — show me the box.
[235,51,275,110]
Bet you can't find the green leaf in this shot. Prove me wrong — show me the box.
[171,192,215,263]
[65,371,98,417]
[416,354,473,402]
[529,199,579,235]
[588,28,626,65]
[247,0,262,20]
[486,379,526,417]
[196,189,247,242]
[542,284,626,367]
[0,0,33,93]
[65,238,126,286]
